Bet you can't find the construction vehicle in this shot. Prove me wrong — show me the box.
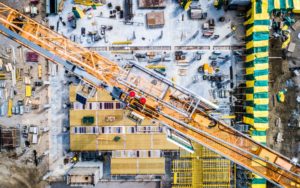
[198,63,214,75]
[26,52,39,62]
[0,3,299,187]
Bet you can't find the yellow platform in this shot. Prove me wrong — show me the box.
[111,158,165,175]
[70,133,179,151]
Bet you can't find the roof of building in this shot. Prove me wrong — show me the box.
[67,165,100,186]
[70,110,154,126]
[111,158,165,174]
[70,134,178,151]
[68,167,99,176]
[146,11,165,27]
[69,85,178,151]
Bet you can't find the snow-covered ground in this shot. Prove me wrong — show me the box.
[48,0,241,47]
[48,0,245,117]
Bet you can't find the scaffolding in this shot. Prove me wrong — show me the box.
[173,159,193,187]
[0,127,20,149]
[172,144,231,188]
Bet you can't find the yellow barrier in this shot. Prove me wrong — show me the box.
[7,99,12,117]
[293,0,300,13]
[38,64,42,79]
[112,41,132,45]
[25,85,32,97]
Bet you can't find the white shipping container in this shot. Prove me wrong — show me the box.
[0,58,3,71]
[12,106,16,114]
[29,126,38,134]
[43,81,50,85]
[32,134,38,144]
[15,105,19,114]
[30,6,38,15]
[24,6,30,13]
[19,105,24,115]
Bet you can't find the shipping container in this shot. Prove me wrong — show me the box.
[25,85,32,97]
[19,105,24,115]
[7,99,12,117]
[38,64,42,79]
[32,134,38,144]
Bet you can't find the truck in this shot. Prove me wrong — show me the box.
[198,63,214,75]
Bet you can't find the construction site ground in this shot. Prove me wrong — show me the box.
[1,0,300,188]
[48,0,246,120]
[0,34,50,188]
[0,0,71,187]
[0,0,244,187]
[268,19,300,163]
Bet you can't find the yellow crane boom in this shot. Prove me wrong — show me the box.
[0,3,299,187]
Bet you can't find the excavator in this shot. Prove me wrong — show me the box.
[0,2,299,187]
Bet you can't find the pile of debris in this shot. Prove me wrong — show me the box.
[270,10,295,58]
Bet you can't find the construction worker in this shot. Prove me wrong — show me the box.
[277,89,287,103]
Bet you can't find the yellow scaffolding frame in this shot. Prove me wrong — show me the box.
[173,159,193,186]
[172,144,232,188]
[190,144,202,188]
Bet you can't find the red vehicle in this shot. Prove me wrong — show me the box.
[26,52,39,62]
[202,31,214,37]
[30,0,39,5]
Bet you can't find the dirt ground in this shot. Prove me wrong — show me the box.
[0,1,50,188]
[268,38,300,158]
[0,153,48,188]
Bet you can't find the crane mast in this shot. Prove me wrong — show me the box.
[0,3,299,187]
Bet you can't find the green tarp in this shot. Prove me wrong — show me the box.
[245,20,271,30]
[245,103,269,111]
[254,80,269,86]
[252,178,267,184]
[269,0,294,11]
[252,130,267,136]
[245,32,270,42]
[244,114,269,123]
[253,92,269,98]
[246,46,269,54]
[245,57,269,67]
[256,0,263,13]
